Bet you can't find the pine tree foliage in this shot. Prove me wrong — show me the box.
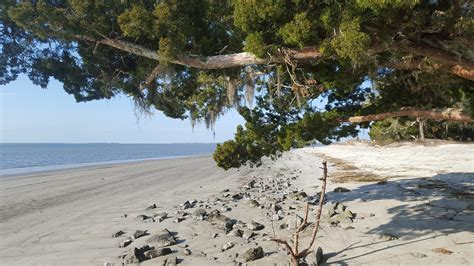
[1,0,473,169]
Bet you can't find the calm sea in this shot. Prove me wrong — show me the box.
[0,143,216,176]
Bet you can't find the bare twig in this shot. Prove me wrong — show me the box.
[271,161,328,265]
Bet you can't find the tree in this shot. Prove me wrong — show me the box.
[1,0,473,169]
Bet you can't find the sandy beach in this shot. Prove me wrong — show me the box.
[1,142,473,265]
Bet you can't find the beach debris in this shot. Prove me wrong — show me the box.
[153,212,168,222]
[379,233,399,241]
[221,242,234,251]
[289,191,307,201]
[136,214,151,221]
[192,208,207,220]
[133,230,148,239]
[333,187,351,193]
[146,229,176,248]
[286,215,304,230]
[145,204,157,210]
[144,247,172,259]
[121,214,128,218]
[247,221,264,231]
[432,248,453,255]
[243,246,264,262]
[242,180,256,190]
[231,193,243,200]
[326,202,355,223]
[314,246,323,265]
[211,233,218,238]
[369,213,376,217]
[247,199,260,207]
[221,188,230,193]
[411,252,428,258]
[112,230,125,238]
[344,226,355,230]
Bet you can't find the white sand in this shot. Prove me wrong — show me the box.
[0,142,473,265]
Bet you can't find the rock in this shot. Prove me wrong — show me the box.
[242,229,254,241]
[121,214,128,218]
[379,233,399,241]
[174,217,185,223]
[144,218,156,223]
[133,230,148,239]
[247,221,264,231]
[165,256,178,266]
[221,207,232,212]
[112,230,125,238]
[231,193,243,200]
[333,187,351,193]
[146,229,176,248]
[221,189,230,193]
[432,248,453,255]
[146,204,157,210]
[243,246,264,262]
[344,226,355,230]
[279,223,288,230]
[144,248,172,259]
[289,191,308,201]
[154,212,168,222]
[286,215,304,229]
[369,213,376,217]
[331,209,354,223]
[376,180,387,185]
[336,203,347,213]
[221,242,234,251]
[211,233,218,238]
[247,199,260,207]
[208,210,230,225]
[227,228,243,237]
[411,252,427,258]
[184,248,192,255]
[119,238,133,248]
[180,200,194,209]
[192,208,207,220]
[314,246,323,265]
[123,247,148,264]
[271,214,280,221]
[136,214,151,221]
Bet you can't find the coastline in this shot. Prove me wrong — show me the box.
[0,142,472,265]
[0,153,212,178]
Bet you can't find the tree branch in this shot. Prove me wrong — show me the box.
[77,35,473,80]
[345,108,473,123]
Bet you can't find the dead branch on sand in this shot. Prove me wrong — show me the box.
[271,161,328,266]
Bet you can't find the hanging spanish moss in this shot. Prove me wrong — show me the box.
[226,76,237,106]
[244,71,255,107]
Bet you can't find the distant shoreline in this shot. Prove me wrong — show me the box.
[0,154,211,178]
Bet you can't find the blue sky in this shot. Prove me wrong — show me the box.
[1,75,245,143]
[1,75,369,143]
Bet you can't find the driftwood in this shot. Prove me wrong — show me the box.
[271,161,328,266]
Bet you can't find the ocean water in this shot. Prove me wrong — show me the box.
[0,143,216,176]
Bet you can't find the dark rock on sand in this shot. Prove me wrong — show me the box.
[289,191,308,201]
[145,204,157,210]
[243,246,264,262]
[144,248,172,259]
[380,233,399,241]
[133,230,148,239]
[112,230,125,238]
[119,238,133,248]
[333,187,351,193]
[146,229,176,248]
[314,246,323,265]
[192,208,207,220]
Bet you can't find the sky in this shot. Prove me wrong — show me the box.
[1,75,369,144]
[0,75,245,143]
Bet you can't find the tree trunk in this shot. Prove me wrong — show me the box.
[346,108,473,123]
[418,118,425,141]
